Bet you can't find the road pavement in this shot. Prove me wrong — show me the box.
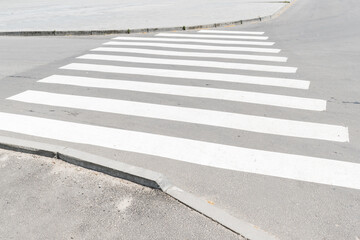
[0,0,359,239]
[0,35,106,80]
[0,0,291,32]
[0,149,243,240]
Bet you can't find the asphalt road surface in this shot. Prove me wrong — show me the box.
[0,0,359,239]
[0,149,243,240]
[0,0,289,32]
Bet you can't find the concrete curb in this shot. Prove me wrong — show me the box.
[0,2,292,36]
[0,135,278,240]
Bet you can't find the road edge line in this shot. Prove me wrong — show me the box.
[0,135,278,240]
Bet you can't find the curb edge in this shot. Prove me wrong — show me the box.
[0,2,293,36]
[0,135,278,240]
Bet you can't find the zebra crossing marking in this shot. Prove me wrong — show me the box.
[8,90,345,141]
[198,30,265,35]
[38,75,324,111]
[0,112,357,190]
[155,33,269,40]
[60,63,309,89]
[91,47,288,62]
[2,30,352,190]
[77,54,297,73]
[104,41,281,53]
[112,37,275,46]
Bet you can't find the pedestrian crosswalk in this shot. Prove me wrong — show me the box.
[2,30,358,190]
[198,30,265,35]
[155,33,270,40]
[60,63,309,88]
[112,36,275,46]
[91,47,288,62]
[77,54,297,73]
[9,90,347,141]
[37,75,325,110]
[0,111,357,190]
[104,41,281,53]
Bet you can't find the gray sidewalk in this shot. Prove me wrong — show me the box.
[0,149,243,240]
[0,0,292,33]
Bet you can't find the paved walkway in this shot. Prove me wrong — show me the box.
[0,149,243,240]
[0,0,292,32]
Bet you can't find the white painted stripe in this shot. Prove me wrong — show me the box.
[156,33,269,40]
[38,75,325,111]
[104,41,281,53]
[0,112,358,190]
[91,47,288,62]
[199,30,265,35]
[8,91,345,141]
[78,54,296,73]
[112,37,274,46]
[60,63,309,89]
